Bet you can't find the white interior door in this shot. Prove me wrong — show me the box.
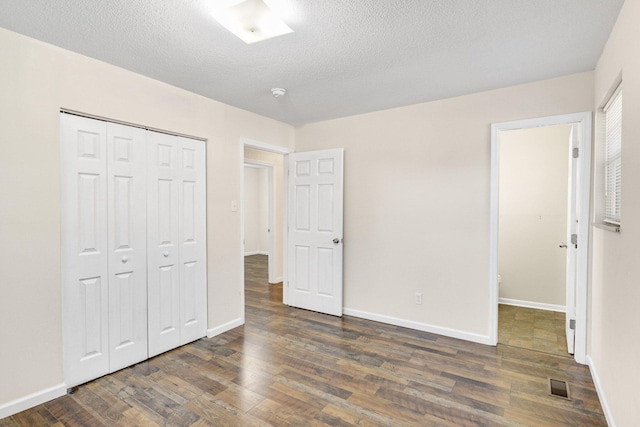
[565,124,579,354]
[147,132,207,356]
[61,114,110,386]
[147,131,182,357]
[176,135,207,345]
[287,149,344,316]
[106,122,148,371]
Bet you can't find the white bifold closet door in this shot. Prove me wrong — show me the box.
[147,131,207,357]
[61,115,148,387]
[61,114,206,387]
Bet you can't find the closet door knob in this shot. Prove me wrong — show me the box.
[163,251,169,258]
[121,256,128,263]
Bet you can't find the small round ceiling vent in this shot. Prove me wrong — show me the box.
[271,88,286,98]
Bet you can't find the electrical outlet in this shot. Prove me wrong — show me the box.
[415,292,422,305]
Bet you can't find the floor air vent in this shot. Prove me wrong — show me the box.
[548,378,571,400]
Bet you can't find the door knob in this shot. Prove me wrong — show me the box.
[121,256,128,263]
[559,243,567,248]
[333,238,340,245]
[163,251,169,257]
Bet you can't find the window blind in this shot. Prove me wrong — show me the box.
[604,87,622,224]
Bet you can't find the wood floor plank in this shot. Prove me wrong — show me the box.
[66,386,128,425]
[316,403,395,427]
[44,394,105,427]
[1,255,607,426]
[10,406,59,427]
[119,406,162,427]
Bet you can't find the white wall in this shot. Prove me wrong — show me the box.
[244,147,285,282]
[257,170,269,251]
[0,28,293,410]
[243,166,269,255]
[590,0,640,425]
[295,72,593,341]
[498,125,571,307]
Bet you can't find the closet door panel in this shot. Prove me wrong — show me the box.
[147,131,181,357]
[61,114,110,387]
[178,137,207,344]
[107,123,148,371]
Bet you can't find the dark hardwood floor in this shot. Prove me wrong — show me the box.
[1,255,606,426]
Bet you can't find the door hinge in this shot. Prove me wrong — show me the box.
[569,319,576,330]
[571,234,578,247]
[572,148,579,158]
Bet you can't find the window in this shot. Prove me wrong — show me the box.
[603,86,622,225]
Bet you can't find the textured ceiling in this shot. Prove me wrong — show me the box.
[0,0,624,125]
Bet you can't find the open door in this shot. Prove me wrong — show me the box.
[287,148,344,316]
[565,124,579,354]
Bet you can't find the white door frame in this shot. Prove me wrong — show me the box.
[239,138,291,321]
[489,112,592,364]
[243,161,275,282]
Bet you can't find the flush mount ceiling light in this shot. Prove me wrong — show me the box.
[212,0,294,44]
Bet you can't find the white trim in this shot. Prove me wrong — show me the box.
[0,383,67,419]
[244,250,269,256]
[499,298,566,313]
[489,123,500,345]
[206,318,244,338]
[239,142,246,324]
[241,137,292,155]
[244,160,276,167]
[587,356,616,427]
[343,308,492,345]
[243,163,266,169]
[282,154,289,305]
[272,276,283,284]
[602,82,623,112]
[490,112,592,365]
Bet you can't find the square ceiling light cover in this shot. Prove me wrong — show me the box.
[212,0,293,44]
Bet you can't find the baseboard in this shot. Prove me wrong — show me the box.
[269,276,283,284]
[0,383,67,419]
[499,298,565,313]
[244,251,268,256]
[342,308,492,345]
[206,318,244,338]
[586,356,616,427]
